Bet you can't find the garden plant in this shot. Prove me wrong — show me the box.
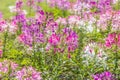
[0,0,120,80]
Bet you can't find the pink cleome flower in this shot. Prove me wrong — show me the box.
[105,33,116,47]
[63,28,78,52]
[0,50,2,57]
[92,71,114,80]
[15,66,42,80]
[105,33,120,48]
[48,33,60,46]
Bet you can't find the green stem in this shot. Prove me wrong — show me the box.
[3,30,8,57]
[115,50,118,72]
[45,0,47,11]
[114,34,118,72]
[63,10,66,17]
[32,33,36,67]
[29,0,32,16]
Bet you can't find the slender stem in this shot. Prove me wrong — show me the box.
[29,0,32,16]
[18,22,22,35]
[45,0,47,11]
[32,31,36,67]
[114,33,118,72]
[29,7,31,16]
[3,29,8,57]
[115,48,118,72]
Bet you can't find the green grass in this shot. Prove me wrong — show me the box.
[0,0,16,18]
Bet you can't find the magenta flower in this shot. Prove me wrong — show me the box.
[16,0,23,9]
[47,0,71,10]
[117,34,120,47]
[15,67,42,80]
[93,71,115,80]
[72,0,91,14]
[0,50,2,57]
[68,15,80,26]
[36,0,43,3]
[45,19,58,34]
[88,0,112,12]
[45,43,51,51]
[63,28,78,52]
[57,0,71,10]
[56,17,67,25]
[105,33,116,47]
[48,33,60,46]
[0,20,7,32]
[0,60,19,78]
[89,1,97,7]
[68,52,71,58]
[19,33,33,46]
[112,11,120,31]
[11,62,19,70]
[26,0,35,8]
[14,11,27,23]
[98,0,112,11]
[105,33,120,48]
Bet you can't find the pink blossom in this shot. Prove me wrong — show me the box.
[63,28,78,52]
[97,9,113,30]
[2,67,8,73]
[112,11,120,31]
[0,50,2,57]
[68,15,80,25]
[19,33,33,46]
[105,33,116,47]
[93,71,114,80]
[0,60,19,78]
[26,0,35,7]
[71,1,90,14]
[45,43,51,51]
[48,33,60,46]
[0,20,7,32]
[15,67,42,80]
[47,0,71,10]
[68,53,71,58]
[16,0,23,10]
[117,33,120,47]
[56,17,67,25]
[105,33,120,48]
[11,62,19,70]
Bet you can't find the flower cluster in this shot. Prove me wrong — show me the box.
[16,0,23,10]
[93,71,115,80]
[0,60,18,78]
[48,33,60,46]
[55,17,67,26]
[97,9,120,31]
[83,42,107,65]
[87,0,113,12]
[68,0,116,15]
[0,50,2,57]
[0,17,17,33]
[47,0,71,10]
[9,0,79,54]
[105,33,120,47]
[71,0,91,14]
[15,67,42,80]
[0,0,120,79]
[46,28,78,53]
[0,60,42,80]
[17,10,44,46]
[63,28,78,52]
